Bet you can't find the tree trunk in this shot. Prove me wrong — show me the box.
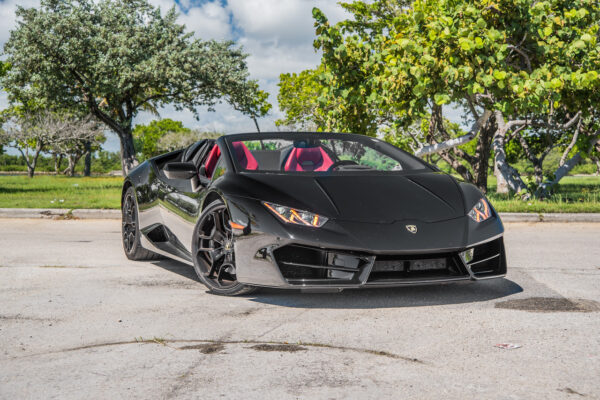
[118,128,138,176]
[592,156,600,175]
[53,154,64,174]
[536,152,581,197]
[533,161,544,186]
[536,136,599,196]
[84,141,92,177]
[492,111,529,197]
[494,163,509,194]
[252,117,261,133]
[471,118,495,193]
[52,154,58,174]
[65,155,76,177]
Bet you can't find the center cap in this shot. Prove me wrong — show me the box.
[224,242,233,251]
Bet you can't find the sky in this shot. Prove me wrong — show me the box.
[0,0,352,153]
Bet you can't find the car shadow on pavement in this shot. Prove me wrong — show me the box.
[150,259,200,282]
[246,279,523,309]
[150,259,523,309]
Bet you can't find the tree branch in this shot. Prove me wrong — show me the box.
[415,109,492,157]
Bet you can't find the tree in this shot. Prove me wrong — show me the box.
[229,81,272,132]
[277,67,335,131]
[48,115,105,176]
[0,111,105,177]
[2,0,271,175]
[133,119,190,160]
[0,62,10,155]
[295,0,600,194]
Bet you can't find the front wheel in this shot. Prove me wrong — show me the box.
[192,198,256,296]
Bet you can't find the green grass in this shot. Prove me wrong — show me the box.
[487,175,600,213]
[0,174,598,213]
[0,175,122,209]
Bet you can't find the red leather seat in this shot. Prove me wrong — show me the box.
[203,144,221,178]
[232,141,258,170]
[284,147,333,171]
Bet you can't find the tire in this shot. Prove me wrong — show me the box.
[122,186,161,261]
[192,198,256,296]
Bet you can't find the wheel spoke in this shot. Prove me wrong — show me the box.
[207,261,218,279]
[216,263,225,282]
[194,203,238,289]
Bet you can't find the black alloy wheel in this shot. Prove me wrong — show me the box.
[121,186,160,261]
[192,198,255,295]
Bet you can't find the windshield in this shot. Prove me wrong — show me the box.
[226,135,429,173]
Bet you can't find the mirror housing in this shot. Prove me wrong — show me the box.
[164,162,197,180]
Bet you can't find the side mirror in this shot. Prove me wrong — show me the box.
[164,162,197,180]
[198,165,207,178]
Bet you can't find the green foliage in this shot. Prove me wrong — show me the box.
[329,0,600,126]
[133,119,190,160]
[277,67,330,130]
[278,0,600,193]
[1,0,270,171]
[228,81,272,130]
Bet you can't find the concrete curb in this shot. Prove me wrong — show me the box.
[1,208,600,222]
[498,212,600,223]
[0,208,120,219]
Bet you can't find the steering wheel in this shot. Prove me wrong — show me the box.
[328,160,359,171]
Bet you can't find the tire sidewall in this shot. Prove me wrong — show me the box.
[192,198,252,296]
[122,186,143,259]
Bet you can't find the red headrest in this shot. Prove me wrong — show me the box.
[232,142,258,170]
[284,147,333,171]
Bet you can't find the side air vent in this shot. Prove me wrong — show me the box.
[467,237,506,277]
[146,224,168,242]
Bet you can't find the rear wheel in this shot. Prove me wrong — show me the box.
[122,186,161,261]
[192,198,255,296]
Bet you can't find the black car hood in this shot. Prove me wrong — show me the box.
[227,172,465,223]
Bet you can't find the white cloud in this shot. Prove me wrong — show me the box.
[227,0,316,47]
[179,1,232,40]
[0,0,39,46]
[227,0,350,48]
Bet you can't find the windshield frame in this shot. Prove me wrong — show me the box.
[222,132,433,175]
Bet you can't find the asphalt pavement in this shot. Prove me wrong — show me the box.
[0,219,599,399]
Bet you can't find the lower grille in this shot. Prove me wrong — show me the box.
[368,253,467,283]
[273,245,372,285]
[271,238,505,286]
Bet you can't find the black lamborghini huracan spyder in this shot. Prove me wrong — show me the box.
[122,132,506,295]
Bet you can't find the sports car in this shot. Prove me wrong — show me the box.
[122,132,506,295]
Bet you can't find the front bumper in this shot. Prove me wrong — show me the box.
[234,232,506,289]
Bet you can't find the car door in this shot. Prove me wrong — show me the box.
[159,141,221,254]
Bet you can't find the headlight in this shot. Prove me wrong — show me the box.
[263,202,328,228]
[468,198,492,222]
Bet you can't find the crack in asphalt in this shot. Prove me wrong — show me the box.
[6,338,424,364]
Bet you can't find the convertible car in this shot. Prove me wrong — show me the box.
[122,132,506,295]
